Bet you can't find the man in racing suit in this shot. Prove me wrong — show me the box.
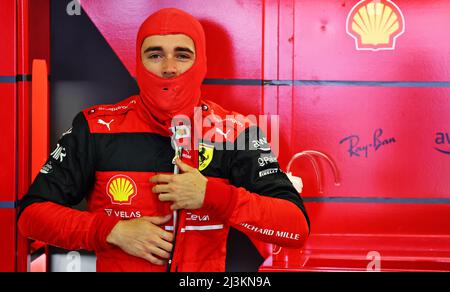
[18,8,310,272]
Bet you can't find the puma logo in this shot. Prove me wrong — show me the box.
[98,119,114,131]
[215,128,231,139]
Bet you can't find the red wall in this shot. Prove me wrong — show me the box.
[288,0,450,271]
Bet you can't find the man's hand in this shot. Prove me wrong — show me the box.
[106,215,173,265]
[151,158,208,210]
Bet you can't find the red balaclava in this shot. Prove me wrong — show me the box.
[136,8,207,127]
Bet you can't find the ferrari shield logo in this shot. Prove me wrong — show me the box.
[199,143,214,171]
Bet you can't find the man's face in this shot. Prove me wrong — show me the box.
[141,34,196,79]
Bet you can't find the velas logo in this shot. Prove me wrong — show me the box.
[434,132,450,155]
[346,0,405,51]
[106,175,137,205]
[104,208,142,219]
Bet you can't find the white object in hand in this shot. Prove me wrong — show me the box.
[286,172,303,194]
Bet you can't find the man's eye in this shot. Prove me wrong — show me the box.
[148,54,162,60]
[177,54,191,60]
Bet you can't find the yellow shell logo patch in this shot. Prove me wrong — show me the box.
[346,0,405,51]
[106,175,137,205]
[199,143,214,172]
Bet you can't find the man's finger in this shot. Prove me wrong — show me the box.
[170,203,182,211]
[157,234,174,250]
[142,253,166,265]
[148,246,171,259]
[150,174,173,183]
[157,240,173,254]
[158,193,176,202]
[152,184,172,194]
[175,158,194,173]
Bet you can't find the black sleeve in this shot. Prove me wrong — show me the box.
[19,112,96,216]
[228,126,310,228]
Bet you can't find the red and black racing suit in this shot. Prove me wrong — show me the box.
[18,96,310,272]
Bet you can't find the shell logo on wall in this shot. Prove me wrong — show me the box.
[106,175,137,205]
[346,0,405,51]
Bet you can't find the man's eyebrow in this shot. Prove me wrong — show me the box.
[143,46,163,54]
[174,47,195,54]
[143,46,195,55]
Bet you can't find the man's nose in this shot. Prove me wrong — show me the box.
[162,58,178,78]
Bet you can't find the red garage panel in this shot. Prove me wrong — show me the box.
[305,202,450,235]
[26,0,50,73]
[17,0,50,76]
[304,201,450,271]
[0,210,16,272]
[201,85,263,116]
[0,0,15,76]
[294,0,450,82]
[263,202,450,271]
[80,0,263,79]
[14,0,51,272]
[0,84,16,202]
[0,0,17,273]
[288,86,450,197]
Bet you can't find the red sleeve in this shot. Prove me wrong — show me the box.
[203,179,309,248]
[18,202,120,251]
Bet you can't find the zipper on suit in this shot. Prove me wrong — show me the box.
[167,210,180,272]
